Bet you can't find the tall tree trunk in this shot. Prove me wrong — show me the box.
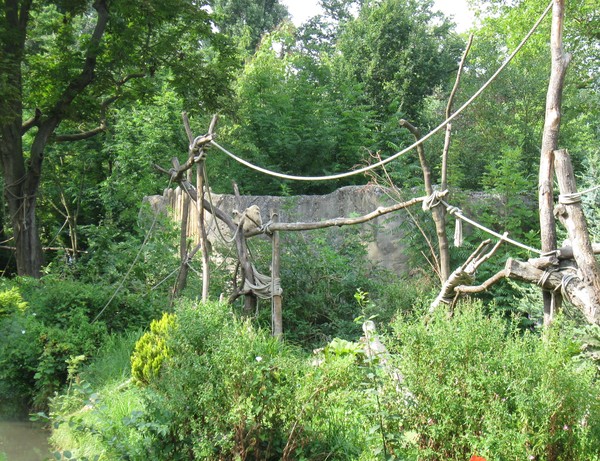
[1,0,109,277]
[0,1,42,276]
[538,0,570,325]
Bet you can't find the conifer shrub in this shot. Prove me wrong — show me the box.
[131,312,176,385]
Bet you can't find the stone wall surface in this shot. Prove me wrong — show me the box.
[144,185,413,274]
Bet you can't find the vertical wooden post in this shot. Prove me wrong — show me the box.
[172,154,191,299]
[197,161,210,302]
[538,0,570,325]
[554,149,600,324]
[271,211,283,338]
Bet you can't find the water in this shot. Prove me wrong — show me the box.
[0,420,51,461]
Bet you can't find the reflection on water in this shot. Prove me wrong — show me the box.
[0,420,51,461]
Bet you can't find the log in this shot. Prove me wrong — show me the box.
[538,0,571,325]
[246,196,425,236]
[554,149,600,294]
[505,258,600,325]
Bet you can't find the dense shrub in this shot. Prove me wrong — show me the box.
[272,227,421,348]
[139,300,377,460]
[0,277,163,411]
[384,302,600,461]
[131,312,176,385]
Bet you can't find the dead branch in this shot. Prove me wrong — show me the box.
[446,34,474,120]
[245,196,426,236]
[431,236,505,309]
[538,0,571,324]
[455,269,507,295]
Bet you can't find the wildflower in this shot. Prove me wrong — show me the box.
[255,356,263,362]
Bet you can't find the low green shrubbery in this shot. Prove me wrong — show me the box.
[50,300,381,460]
[48,299,600,461]
[384,302,600,460]
[0,277,163,412]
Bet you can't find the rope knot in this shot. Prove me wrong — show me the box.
[446,205,461,216]
[422,190,448,211]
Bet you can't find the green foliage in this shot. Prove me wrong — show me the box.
[83,330,143,387]
[574,323,600,374]
[324,337,365,360]
[0,277,163,412]
[0,286,28,318]
[385,302,600,460]
[131,313,176,386]
[274,228,377,346]
[47,332,147,460]
[132,300,375,460]
[211,22,376,195]
[211,0,289,54]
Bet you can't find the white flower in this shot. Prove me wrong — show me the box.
[255,356,263,362]
[21,330,26,334]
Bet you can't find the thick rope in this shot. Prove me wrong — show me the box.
[244,264,278,299]
[538,267,558,288]
[558,184,600,205]
[210,1,552,182]
[560,272,577,304]
[438,199,542,254]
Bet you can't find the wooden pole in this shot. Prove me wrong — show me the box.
[554,149,600,322]
[271,211,283,338]
[197,161,210,302]
[538,0,570,325]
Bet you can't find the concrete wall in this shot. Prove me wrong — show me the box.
[144,185,414,274]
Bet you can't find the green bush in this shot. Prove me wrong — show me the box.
[0,277,163,412]
[385,302,600,460]
[131,312,176,385]
[139,300,377,460]
[0,286,27,317]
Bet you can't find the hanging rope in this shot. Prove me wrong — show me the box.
[243,264,279,300]
[93,178,173,323]
[209,1,552,183]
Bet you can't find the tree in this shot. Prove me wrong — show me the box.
[210,0,289,54]
[213,23,376,195]
[0,0,237,277]
[336,0,462,135]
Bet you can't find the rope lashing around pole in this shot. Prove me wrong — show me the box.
[421,190,448,211]
[243,265,281,299]
[208,1,552,183]
[559,272,578,305]
[558,184,600,205]
[538,267,558,288]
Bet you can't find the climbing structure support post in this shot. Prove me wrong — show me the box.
[271,211,283,338]
[539,0,570,325]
